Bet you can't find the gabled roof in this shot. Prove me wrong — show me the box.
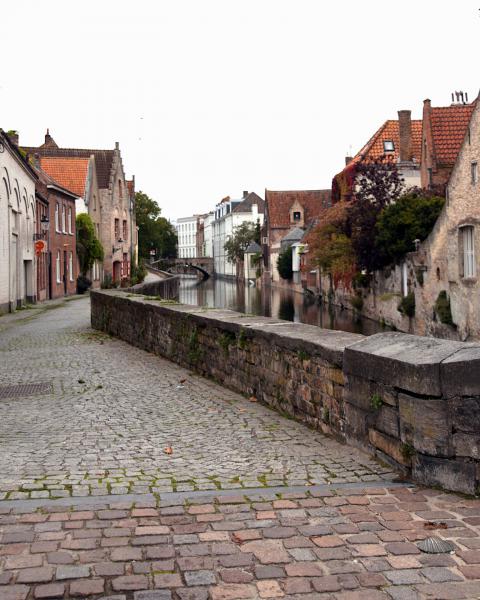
[352,119,423,164]
[38,156,89,198]
[282,227,305,243]
[34,164,78,200]
[265,189,331,229]
[232,191,265,213]
[245,241,262,253]
[429,103,476,164]
[23,132,115,189]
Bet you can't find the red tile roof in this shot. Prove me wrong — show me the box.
[430,104,476,164]
[265,190,331,229]
[39,157,89,198]
[352,119,423,164]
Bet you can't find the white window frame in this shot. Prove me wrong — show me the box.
[69,251,74,281]
[462,226,476,278]
[68,207,72,234]
[55,203,60,232]
[62,205,66,233]
[56,250,61,283]
[471,162,478,185]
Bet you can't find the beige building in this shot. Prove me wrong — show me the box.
[24,132,137,286]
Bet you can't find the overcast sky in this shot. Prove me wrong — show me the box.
[2,0,479,220]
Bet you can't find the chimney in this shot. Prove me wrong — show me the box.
[7,131,19,146]
[45,129,52,145]
[243,190,248,198]
[33,153,41,169]
[398,110,412,162]
[345,156,353,165]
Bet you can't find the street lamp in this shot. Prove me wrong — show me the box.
[40,215,49,235]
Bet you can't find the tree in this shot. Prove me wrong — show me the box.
[135,191,177,259]
[374,189,445,267]
[277,246,293,280]
[348,156,404,272]
[76,213,104,277]
[224,221,259,264]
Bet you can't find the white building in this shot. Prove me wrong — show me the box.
[212,191,265,278]
[202,212,214,257]
[0,130,37,312]
[176,215,198,258]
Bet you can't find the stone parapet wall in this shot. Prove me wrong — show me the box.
[91,290,480,495]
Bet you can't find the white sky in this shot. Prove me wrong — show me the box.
[2,0,479,221]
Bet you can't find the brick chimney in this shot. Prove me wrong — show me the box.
[243,190,249,198]
[398,110,412,162]
[345,156,353,165]
[43,129,58,148]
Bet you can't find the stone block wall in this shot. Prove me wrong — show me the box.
[91,290,480,495]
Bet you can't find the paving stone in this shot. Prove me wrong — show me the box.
[134,593,172,600]
[210,584,257,599]
[384,569,424,585]
[256,580,284,598]
[1,585,31,600]
[420,567,463,583]
[112,576,149,591]
[184,570,216,586]
[17,568,54,584]
[70,579,105,596]
[33,584,65,599]
[176,589,208,600]
[55,565,90,580]
[153,573,183,588]
[385,586,421,600]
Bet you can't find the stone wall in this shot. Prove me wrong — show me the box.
[91,290,480,495]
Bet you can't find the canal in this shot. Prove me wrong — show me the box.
[178,276,386,336]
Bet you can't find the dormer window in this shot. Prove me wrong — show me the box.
[293,211,301,221]
[383,140,395,152]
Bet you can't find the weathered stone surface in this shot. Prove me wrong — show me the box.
[441,346,480,397]
[412,454,477,495]
[368,429,411,467]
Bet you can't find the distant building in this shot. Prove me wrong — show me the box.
[202,212,214,258]
[263,189,330,282]
[0,130,37,311]
[212,191,264,279]
[176,215,199,258]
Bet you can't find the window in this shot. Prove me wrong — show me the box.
[62,205,66,232]
[293,211,301,221]
[69,252,73,281]
[461,226,475,278]
[123,219,127,239]
[471,162,478,184]
[68,207,72,234]
[383,140,395,152]
[114,218,120,240]
[55,203,60,232]
[118,180,123,199]
[56,251,61,283]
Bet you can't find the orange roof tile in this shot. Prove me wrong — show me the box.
[430,104,476,164]
[353,119,423,164]
[39,156,89,198]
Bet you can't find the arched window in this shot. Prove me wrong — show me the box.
[56,251,61,283]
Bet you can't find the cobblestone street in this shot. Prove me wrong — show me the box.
[0,297,394,501]
[1,297,480,598]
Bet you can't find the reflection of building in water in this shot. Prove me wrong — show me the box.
[178,277,385,336]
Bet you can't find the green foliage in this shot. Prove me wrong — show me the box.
[101,273,115,289]
[398,292,415,317]
[218,331,236,354]
[322,407,330,424]
[353,272,370,289]
[135,191,177,260]
[314,225,355,279]
[237,329,248,350]
[374,189,444,268]
[277,247,293,280]
[76,213,104,277]
[401,442,415,461]
[435,291,454,326]
[224,221,260,264]
[350,293,363,312]
[370,393,383,410]
[297,350,310,362]
[76,275,91,295]
[188,327,202,363]
[131,259,147,285]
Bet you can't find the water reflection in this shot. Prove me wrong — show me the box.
[178,276,386,336]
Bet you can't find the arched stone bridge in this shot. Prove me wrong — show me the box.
[152,257,214,280]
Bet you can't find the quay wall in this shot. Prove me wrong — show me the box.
[91,290,480,495]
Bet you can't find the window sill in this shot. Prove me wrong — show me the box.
[461,277,477,285]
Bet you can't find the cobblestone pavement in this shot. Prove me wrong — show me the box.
[1,486,480,599]
[0,297,396,501]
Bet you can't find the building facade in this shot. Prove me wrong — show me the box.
[0,130,37,312]
[212,192,264,279]
[24,132,136,286]
[176,215,199,258]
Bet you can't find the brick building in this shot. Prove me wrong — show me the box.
[263,189,330,282]
[34,165,78,300]
[420,93,476,194]
[24,132,136,286]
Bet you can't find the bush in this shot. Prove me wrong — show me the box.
[131,261,147,285]
[353,272,370,289]
[435,291,454,326]
[76,275,91,295]
[350,293,363,311]
[375,189,444,268]
[277,247,293,280]
[398,292,415,317]
[101,273,115,289]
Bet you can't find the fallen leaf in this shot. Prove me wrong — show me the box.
[164,446,173,455]
[249,396,257,402]
[179,379,186,384]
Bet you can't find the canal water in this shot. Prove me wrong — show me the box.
[178,276,386,336]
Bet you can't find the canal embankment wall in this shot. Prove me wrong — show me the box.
[91,289,480,495]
